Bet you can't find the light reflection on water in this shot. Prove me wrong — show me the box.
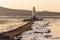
[0,18,27,33]
[49,19,60,37]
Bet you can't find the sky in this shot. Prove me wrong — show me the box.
[0,0,60,12]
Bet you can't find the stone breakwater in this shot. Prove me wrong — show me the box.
[20,20,60,40]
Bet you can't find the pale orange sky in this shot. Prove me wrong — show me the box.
[0,0,60,12]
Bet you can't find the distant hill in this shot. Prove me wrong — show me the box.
[0,6,60,17]
[0,6,32,16]
[36,11,60,17]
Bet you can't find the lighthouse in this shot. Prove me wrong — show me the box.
[32,7,36,20]
[23,7,43,22]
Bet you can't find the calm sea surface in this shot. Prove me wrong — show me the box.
[48,18,60,37]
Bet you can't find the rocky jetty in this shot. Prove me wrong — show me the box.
[20,20,52,40]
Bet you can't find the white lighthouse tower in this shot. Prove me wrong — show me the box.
[32,7,36,19]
